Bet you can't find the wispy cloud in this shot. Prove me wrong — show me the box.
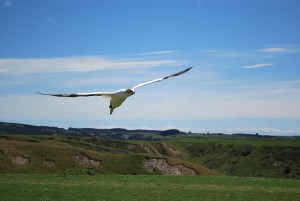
[227,127,280,134]
[138,50,177,56]
[227,127,300,136]
[259,45,300,53]
[259,47,288,53]
[241,63,274,69]
[0,56,182,74]
[61,77,134,88]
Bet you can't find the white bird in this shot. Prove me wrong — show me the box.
[39,66,192,115]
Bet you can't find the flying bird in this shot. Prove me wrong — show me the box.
[39,66,192,115]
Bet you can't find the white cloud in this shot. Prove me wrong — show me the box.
[0,68,10,73]
[138,50,177,56]
[0,95,106,120]
[105,84,300,120]
[227,127,280,134]
[226,127,300,136]
[61,77,131,88]
[241,63,274,69]
[284,128,300,135]
[2,90,300,127]
[0,56,182,74]
[258,46,300,53]
[259,47,287,53]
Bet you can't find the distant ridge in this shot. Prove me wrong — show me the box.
[1,122,300,140]
[0,122,163,140]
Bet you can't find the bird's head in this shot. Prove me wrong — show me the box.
[125,88,135,95]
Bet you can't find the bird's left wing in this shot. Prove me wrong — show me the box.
[132,66,192,90]
[38,92,113,97]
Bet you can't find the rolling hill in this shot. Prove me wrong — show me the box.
[1,122,300,179]
[0,134,217,176]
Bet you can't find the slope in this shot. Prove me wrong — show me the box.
[0,135,217,176]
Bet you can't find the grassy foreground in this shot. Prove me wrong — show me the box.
[0,174,299,201]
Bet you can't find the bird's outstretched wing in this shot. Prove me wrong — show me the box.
[131,66,192,90]
[38,92,113,97]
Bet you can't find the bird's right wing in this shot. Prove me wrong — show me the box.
[38,92,113,97]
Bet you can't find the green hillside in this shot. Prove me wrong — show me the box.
[0,135,217,176]
[170,140,300,179]
[1,134,300,179]
[1,122,300,179]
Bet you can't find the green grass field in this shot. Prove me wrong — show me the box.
[1,134,300,200]
[0,174,299,201]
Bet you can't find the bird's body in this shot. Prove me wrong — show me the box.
[39,66,192,114]
[109,89,135,114]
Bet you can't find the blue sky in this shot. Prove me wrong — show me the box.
[1,0,300,135]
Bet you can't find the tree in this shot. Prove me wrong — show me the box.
[160,129,180,136]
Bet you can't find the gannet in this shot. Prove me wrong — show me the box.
[39,66,192,114]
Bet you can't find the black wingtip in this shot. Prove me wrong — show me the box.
[184,66,193,74]
[37,92,54,96]
[171,66,193,77]
[186,66,193,71]
[37,92,46,95]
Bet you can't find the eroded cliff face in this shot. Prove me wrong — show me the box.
[74,153,101,167]
[143,158,197,176]
[43,159,55,168]
[11,155,31,165]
